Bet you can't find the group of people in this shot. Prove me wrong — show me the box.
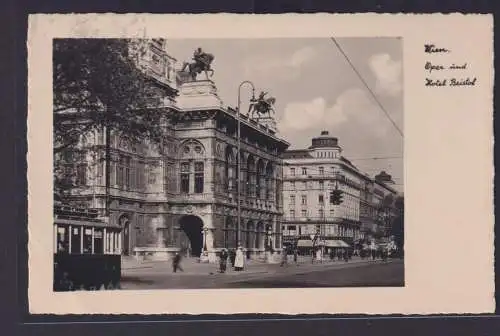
[218,246,245,273]
[171,246,246,274]
[359,247,392,261]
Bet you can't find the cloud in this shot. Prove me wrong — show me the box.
[288,46,316,68]
[243,46,317,80]
[280,88,390,137]
[369,53,402,96]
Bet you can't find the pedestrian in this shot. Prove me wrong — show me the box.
[280,247,288,267]
[172,252,183,273]
[343,249,349,262]
[234,246,245,271]
[229,248,236,269]
[316,248,322,263]
[219,248,229,273]
[329,249,335,262]
[382,247,388,262]
[293,248,298,265]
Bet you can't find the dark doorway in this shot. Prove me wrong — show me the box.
[119,215,131,256]
[179,215,204,257]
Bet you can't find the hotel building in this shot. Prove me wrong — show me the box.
[282,131,397,250]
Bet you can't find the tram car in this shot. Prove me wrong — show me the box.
[53,203,122,291]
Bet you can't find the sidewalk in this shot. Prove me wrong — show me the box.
[121,255,397,277]
[122,257,277,276]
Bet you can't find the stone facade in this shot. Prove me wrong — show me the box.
[281,131,398,249]
[55,39,289,263]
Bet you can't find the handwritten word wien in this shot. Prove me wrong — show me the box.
[425,44,450,53]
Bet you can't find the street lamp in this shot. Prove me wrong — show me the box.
[265,227,272,251]
[202,226,209,252]
[236,81,256,247]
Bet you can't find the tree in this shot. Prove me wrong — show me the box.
[53,38,177,201]
[53,38,176,153]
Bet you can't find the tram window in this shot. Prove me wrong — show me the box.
[56,226,69,253]
[94,229,104,254]
[83,228,92,254]
[71,227,81,254]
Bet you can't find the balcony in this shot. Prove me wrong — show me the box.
[174,193,215,203]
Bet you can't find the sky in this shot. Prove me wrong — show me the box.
[166,38,404,191]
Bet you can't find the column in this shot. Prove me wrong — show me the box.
[68,225,72,253]
[91,228,95,254]
[80,227,84,254]
[103,228,107,253]
[110,232,114,254]
[53,225,57,253]
[118,232,122,254]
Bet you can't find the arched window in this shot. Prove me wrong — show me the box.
[179,139,206,194]
[265,162,274,200]
[247,155,256,197]
[194,162,204,194]
[256,160,265,199]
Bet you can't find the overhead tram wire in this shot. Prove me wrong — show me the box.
[329,37,404,139]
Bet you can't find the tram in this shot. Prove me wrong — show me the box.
[53,202,122,291]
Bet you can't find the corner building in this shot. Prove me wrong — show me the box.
[282,131,365,250]
[57,39,289,263]
[281,131,399,251]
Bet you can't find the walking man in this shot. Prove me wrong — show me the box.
[172,252,183,273]
[280,247,288,267]
[219,248,229,273]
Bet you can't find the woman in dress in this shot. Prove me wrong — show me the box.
[234,246,245,271]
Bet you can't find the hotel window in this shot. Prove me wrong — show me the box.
[301,209,307,217]
[301,195,307,205]
[290,181,295,189]
[194,162,204,194]
[319,181,324,189]
[180,162,190,193]
[290,195,296,205]
[290,167,295,176]
[290,210,295,218]
[302,167,307,175]
[330,209,335,217]
[319,167,324,175]
[319,208,324,218]
[318,194,324,205]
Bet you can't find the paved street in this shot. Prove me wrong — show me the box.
[120,257,404,289]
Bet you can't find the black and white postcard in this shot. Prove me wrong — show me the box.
[27,13,494,315]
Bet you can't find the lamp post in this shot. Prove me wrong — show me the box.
[236,81,255,247]
[266,226,273,253]
[202,226,208,252]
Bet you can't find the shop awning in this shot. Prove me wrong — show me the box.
[325,240,350,248]
[296,239,350,248]
[297,239,313,247]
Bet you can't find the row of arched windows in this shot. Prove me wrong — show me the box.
[224,146,276,200]
[223,217,273,249]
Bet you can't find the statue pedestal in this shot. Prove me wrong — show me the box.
[176,78,223,110]
[254,116,278,133]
